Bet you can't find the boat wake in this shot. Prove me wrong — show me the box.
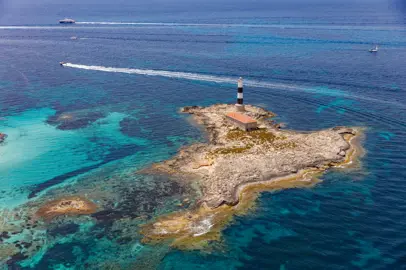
[75,21,290,28]
[62,63,406,109]
[62,63,329,93]
[75,22,406,31]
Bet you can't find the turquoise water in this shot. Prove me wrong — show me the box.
[1,0,406,268]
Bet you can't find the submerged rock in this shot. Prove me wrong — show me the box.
[36,196,98,221]
[0,132,7,143]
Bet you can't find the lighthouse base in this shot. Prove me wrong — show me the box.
[235,104,245,112]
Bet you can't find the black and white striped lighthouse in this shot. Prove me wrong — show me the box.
[236,77,245,111]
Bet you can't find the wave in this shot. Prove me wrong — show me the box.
[62,63,406,108]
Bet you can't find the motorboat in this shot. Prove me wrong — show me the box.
[59,18,75,24]
[369,45,379,53]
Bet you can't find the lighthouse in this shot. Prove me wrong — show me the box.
[236,77,245,111]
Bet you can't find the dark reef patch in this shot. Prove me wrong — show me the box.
[0,231,10,240]
[119,113,200,143]
[119,117,142,137]
[34,243,88,269]
[6,253,28,268]
[46,111,106,130]
[84,173,194,246]
[91,210,127,224]
[115,174,187,218]
[91,174,188,224]
[48,223,80,237]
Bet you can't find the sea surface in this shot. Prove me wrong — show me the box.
[1,0,406,269]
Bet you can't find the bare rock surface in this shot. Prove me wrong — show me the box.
[150,104,358,208]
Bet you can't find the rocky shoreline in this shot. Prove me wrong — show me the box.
[146,104,360,209]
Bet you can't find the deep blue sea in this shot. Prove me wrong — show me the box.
[1,0,406,269]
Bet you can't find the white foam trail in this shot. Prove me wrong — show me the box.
[63,63,306,92]
[76,22,270,28]
[62,63,406,108]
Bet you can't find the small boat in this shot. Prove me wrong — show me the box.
[59,62,66,66]
[369,45,379,53]
[70,36,78,40]
[59,18,75,24]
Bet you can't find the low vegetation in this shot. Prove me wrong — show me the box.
[210,145,253,155]
[207,128,296,158]
[226,128,285,144]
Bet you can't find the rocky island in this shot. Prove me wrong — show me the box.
[141,104,363,248]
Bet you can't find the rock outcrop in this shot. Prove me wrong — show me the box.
[36,196,98,221]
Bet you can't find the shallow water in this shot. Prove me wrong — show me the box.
[1,0,406,269]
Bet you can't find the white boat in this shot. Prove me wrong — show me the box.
[369,45,379,52]
[59,18,75,24]
[70,36,78,40]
